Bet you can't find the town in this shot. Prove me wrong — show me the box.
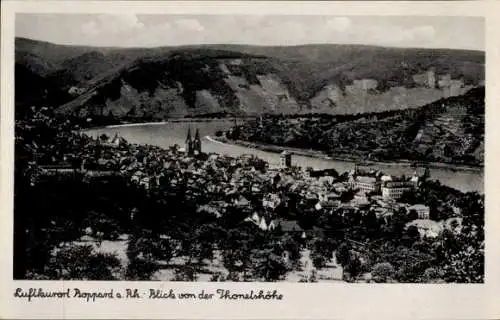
[14,106,484,283]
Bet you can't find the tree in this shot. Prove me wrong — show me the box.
[335,243,351,267]
[408,209,419,221]
[429,204,440,221]
[126,257,158,280]
[385,207,407,239]
[222,228,254,278]
[362,211,380,238]
[437,192,484,283]
[404,225,421,246]
[440,232,484,283]
[422,267,442,283]
[457,192,484,232]
[344,254,363,282]
[400,190,419,205]
[172,265,199,281]
[48,244,122,280]
[299,269,318,283]
[311,252,328,269]
[210,272,226,282]
[371,262,395,283]
[340,189,356,203]
[282,234,302,267]
[99,133,109,142]
[312,237,337,258]
[125,232,172,280]
[250,249,290,282]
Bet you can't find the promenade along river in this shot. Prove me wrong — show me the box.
[84,120,484,194]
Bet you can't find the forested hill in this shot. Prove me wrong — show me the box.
[16,37,484,120]
[229,86,485,167]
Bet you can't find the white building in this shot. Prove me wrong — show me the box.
[280,151,292,168]
[382,181,414,200]
[263,193,281,209]
[354,176,381,193]
[408,204,430,219]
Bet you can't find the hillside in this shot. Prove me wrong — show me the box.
[229,86,485,166]
[15,37,485,119]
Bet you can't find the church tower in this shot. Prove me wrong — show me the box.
[185,127,193,156]
[193,128,202,155]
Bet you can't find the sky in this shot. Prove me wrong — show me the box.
[15,14,485,50]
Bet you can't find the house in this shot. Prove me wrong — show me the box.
[315,202,322,211]
[263,193,281,209]
[410,168,429,187]
[249,212,261,224]
[308,168,338,178]
[131,171,143,182]
[352,193,370,208]
[305,192,319,201]
[352,176,381,193]
[234,195,251,208]
[268,219,277,230]
[280,151,292,168]
[39,163,74,172]
[381,175,393,182]
[275,220,307,239]
[408,204,430,219]
[97,158,117,170]
[322,200,340,210]
[99,133,122,148]
[251,184,262,194]
[325,192,340,201]
[197,204,222,218]
[381,180,414,200]
[406,219,441,238]
[275,219,302,232]
[139,177,151,190]
[245,213,274,231]
[258,218,269,231]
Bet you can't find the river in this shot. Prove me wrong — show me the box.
[84,120,484,194]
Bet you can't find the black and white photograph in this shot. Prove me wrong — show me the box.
[11,11,485,284]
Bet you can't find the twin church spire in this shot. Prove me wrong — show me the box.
[185,127,202,156]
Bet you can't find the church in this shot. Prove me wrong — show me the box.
[185,127,202,156]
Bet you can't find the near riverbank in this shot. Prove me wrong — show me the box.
[82,121,483,193]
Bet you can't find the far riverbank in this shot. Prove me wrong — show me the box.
[101,117,251,129]
[210,136,484,173]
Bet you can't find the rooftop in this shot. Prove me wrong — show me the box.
[356,176,377,183]
[276,220,303,232]
[408,204,429,210]
[384,181,414,188]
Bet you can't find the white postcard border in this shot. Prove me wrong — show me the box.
[1,1,499,319]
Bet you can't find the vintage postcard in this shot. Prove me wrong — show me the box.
[1,0,499,319]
